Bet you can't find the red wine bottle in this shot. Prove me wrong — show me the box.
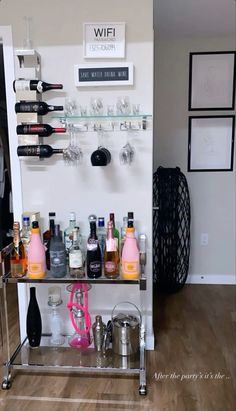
[17,144,63,158]
[13,79,63,93]
[15,101,64,115]
[16,124,66,137]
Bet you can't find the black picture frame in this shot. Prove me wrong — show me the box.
[188,51,236,111]
[188,115,235,172]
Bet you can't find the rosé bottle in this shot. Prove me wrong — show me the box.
[27,221,46,279]
[121,219,140,280]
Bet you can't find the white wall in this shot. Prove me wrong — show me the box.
[0,1,154,346]
[154,35,236,284]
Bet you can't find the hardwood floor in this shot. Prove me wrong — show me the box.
[0,284,235,410]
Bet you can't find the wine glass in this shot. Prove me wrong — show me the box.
[119,142,135,165]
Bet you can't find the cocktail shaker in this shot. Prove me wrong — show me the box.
[92,315,106,352]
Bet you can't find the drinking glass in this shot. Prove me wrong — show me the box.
[119,143,135,165]
[64,98,77,116]
[116,96,131,115]
[90,97,104,116]
[132,104,140,116]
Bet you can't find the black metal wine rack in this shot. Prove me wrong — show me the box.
[153,167,191,292]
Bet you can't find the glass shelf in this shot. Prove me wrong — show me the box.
[52,114,152,120]
[11,335,140,375]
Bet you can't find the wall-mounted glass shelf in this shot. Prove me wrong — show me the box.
[52,114,152,132]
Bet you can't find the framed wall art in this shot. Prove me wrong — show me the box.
[188,115,235,172]
[188,51,236,111]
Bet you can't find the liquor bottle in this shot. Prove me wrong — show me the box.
[64,212,76,256]
[86,221,102,278]
[121,218,140,280]
[16,124,66,137]
[15,101,64,115]
[27,221,46,279]
[69,228,84,278]
[48,286,65,346]
[10,221,27,278]
[26,287,42,348]
[109,213,120,249]
[13,79,63,93]
[50,224,66,278]
[120,216,128,256]
[97,217,106,264]
[21,216,31,259]
[104,221,119,279]
[128,211,138,240]
[43,212,56,270]
[17,144,64,158]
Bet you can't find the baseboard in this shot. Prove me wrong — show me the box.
[187,274,236,285]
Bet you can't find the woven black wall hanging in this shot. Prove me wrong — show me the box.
[153,167,191,292]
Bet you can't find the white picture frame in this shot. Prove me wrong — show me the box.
[188,116,235,172]
[74,63,134,87]
[83,22,125,59]
[189,52,236,110]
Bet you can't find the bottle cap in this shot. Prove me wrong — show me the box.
[49,212,56,217]
[98,217,105,227]
[69,212,76,221]
[48,286,62,306]
[88,214,97,223]
[32,221,39,229]
[128,212,134,219]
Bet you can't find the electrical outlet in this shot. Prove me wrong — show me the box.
[201,233,208,246]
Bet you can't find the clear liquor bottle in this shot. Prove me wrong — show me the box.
[64,212,76,257]
[21,216,31,258]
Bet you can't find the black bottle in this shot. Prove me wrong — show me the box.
[26,287,42,348]
[86,221,102,278]
[15,101,64,115]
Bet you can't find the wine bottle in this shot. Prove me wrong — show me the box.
[26,287,42,348]
[104,221,119,279]
[16,124,66,137]
[43,212,56,270]
[13,79,63,93]
[109,213,120,249]
[69,228,84,278]
[10,221,27,278]
[17,144,63,158]
[15,101,64,115]
[86,221,102,279]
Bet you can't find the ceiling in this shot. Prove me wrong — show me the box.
[154,0,236,38]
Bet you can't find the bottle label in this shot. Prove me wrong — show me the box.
[65,233,73,251]
[14,80,30,91]
[28,262,45,275]
[69,251,83,268]
[87,239,98,251]
[37,81,43,93]
[105,261,116,273]
[106,238,117,252]
[89,261,101,273]
[50,251,66,268]
[122,261,139,274]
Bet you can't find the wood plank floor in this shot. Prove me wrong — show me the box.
[0,284,235,410]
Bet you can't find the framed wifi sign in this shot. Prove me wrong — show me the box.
[83,22,126,59]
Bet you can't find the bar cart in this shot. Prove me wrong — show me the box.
[0,243,147,395]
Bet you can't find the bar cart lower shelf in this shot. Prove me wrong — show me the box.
[0,243,147,395]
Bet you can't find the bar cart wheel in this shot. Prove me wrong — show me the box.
[2,379,12,390]
[139,384,147,395]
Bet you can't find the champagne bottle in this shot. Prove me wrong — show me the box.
[121,218,140,280]
[86,221,102,279]
[109,213,120,249]
[15,101,64,115]
[13,79,63,93]
[104,221,119,279]
[27,221,46,279]
[16,124,66,137]
[17,144,64,158]
[10,221,27,278]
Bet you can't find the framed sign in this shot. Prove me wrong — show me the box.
[188,51,236,110]
[188,115,235,172]
[74,63,134,87]
[83,22,125,59]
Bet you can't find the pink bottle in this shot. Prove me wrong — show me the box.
[121,223,140,280]
[27,221,46,279]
